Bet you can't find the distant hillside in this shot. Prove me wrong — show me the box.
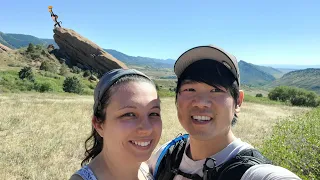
[267,68,320,94]
[3,31,319,89]
[0,31,58,49]
[276,68,296,74]
[254,64,285,78]
[239,60,276,86]
[104,49,175,69]
[263,64,320,69]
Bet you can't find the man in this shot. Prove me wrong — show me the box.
[147,45,301,180]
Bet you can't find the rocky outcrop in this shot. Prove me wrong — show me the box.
[0,43,12,52]
[53,27,127,74]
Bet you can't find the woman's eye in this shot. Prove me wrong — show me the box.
[122,112,135,117]
[149,112,160,116]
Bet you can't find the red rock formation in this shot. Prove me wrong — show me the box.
[0,43,12,52]
[53,27,127,74]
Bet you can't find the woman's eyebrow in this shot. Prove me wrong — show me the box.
[118,105,136,110]
[151,105,161,110]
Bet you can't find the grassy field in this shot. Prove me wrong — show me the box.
[0,92,311,180]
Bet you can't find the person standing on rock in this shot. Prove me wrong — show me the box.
[48,6,61,28]
[70,69,162,180]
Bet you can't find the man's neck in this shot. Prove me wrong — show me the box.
[187,131,236,161]
[89,151,141,180]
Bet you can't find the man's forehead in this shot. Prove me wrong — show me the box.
[180,79,222,89]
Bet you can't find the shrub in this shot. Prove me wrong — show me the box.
[63,76,83,94]
[18,67,35,82]
[268,86,319,107]
[256,93,263,97]
[35,44,43,50]
[40,61,58,73]
[41,50,46,55]
[72,66,82,74]
[88,84,95,90]
[260,108,320,180]
[30,53,41,60]
[155,83,160,91]
[26,43,35,53]
[268,86,290,102]
[34,82,54,93]
[59,64,69,76]
[83,70,91,77]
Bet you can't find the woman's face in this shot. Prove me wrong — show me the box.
[97,81,162,162]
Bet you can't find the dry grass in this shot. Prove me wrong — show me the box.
[0,51,25,70]
[0,93,311,180]
[233,102,310,147]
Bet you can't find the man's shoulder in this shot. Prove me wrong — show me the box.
[241,164,301,180]
[146,141,171,173]
[147,135,189,173]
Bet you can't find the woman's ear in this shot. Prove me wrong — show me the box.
[92,116,104,137]
[235,90,244,113]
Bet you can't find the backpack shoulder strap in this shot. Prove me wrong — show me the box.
[215,148,272,180]
[153,134,189,180]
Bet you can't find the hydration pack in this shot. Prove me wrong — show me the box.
[153,134,272,180]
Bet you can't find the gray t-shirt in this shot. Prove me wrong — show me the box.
[147,138,301,180]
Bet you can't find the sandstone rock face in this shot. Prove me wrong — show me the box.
[0,43,12,52]
[53,28,127,74]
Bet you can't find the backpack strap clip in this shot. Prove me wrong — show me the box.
[203,157,217,180]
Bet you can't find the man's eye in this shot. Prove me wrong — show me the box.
[211,88,224,92]
[183,88,195,92]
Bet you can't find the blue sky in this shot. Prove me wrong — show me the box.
[1,0,319,65]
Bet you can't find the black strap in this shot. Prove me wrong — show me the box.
[215,149,272,180]
[171,168,202,180]
[155,138,271,180]
[156,135,188,180]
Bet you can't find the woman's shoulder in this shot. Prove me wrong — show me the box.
[69,165,98,180]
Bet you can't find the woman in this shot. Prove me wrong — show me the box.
[70,69,162,180]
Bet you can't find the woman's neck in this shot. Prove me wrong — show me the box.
[89,152,141,180]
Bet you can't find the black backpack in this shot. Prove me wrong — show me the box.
[153,134,272,180]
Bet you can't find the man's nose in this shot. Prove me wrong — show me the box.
[192,94,212,108]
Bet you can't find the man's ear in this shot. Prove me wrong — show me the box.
[92,116,104,137]
[235,90,244,113]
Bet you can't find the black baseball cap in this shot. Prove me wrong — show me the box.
[174,45,240,85]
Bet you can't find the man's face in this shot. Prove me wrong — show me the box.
[176,80,237,140]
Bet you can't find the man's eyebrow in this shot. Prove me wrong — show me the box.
[180,80,198,86]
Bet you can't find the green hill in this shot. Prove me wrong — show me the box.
[2,31,319,94]
[266,68,320,94]
[238,60,276,86]
[0,32,58,49]
[254,64,285,78]
[104,49,175,69]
